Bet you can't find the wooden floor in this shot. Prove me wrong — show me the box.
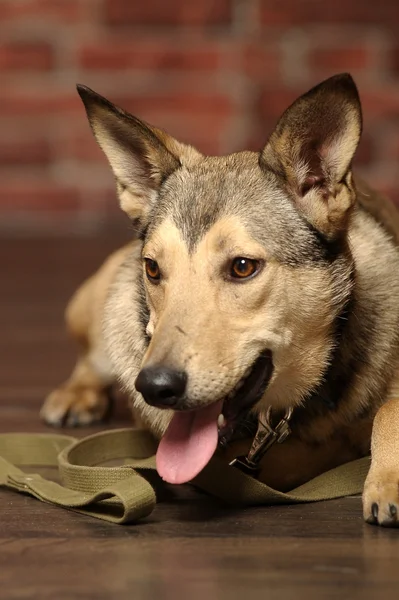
[1,237,399,600]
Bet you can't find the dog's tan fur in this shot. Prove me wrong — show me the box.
[41,75,399,526]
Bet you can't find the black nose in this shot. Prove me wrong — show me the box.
[135,366,188,408]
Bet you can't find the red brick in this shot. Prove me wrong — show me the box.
[84,187,121,211]
[388,134,399,161]
[309,47,371,73]
[1,0,398,230]
[79,41,223,71]
[361,86,399,119]
[115,93,233,117]
[0,183,79,211]
[55,131,105,162]
[0,43,54,71]
[258,87,301,121]
[0,0,82,22]
[0,138,51,166]
[0,93,81,116]
[392,44,399,75]
[260,0,399,26]
[104,0,232,26]
[241,44,281,82]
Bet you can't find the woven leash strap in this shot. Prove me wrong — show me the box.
[0,428,371,524]
[0,429,157,524]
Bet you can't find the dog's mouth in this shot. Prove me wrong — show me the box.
[218,350,273,443]
[156,351,273,484]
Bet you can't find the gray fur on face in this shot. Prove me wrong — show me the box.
[147,152,331,266]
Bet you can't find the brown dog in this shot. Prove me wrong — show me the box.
[41,74,399,527]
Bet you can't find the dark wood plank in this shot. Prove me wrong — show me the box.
[1,238,399,600]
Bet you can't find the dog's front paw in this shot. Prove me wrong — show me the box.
[363,468,399,527]
[40,386,110,427]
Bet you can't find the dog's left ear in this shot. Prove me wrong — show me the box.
[261,73,362,239]
[77,85,201,225]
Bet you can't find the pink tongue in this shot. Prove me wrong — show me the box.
[156,400,223,484]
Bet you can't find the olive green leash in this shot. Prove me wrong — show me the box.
[0,428,370,524]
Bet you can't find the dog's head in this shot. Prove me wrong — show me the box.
[78,74,361,483]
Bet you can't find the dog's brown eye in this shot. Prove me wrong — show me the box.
[230,257,259,279]
[145,259,161,282]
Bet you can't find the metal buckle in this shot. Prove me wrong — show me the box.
[230,407,293,477]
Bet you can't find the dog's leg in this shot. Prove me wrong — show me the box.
[41,246,131,427]
[363,396,399,527]
[40,276,115,426]
[40,353,113,426]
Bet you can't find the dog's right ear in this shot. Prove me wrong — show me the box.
[77,85,201,225]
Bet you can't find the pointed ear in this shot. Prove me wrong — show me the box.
[77,85,202,225]
[261,73,362,239]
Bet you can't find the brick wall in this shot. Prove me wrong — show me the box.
[1,0,399,234]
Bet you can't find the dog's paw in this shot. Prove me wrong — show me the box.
[363,468,399,527]
[40,386,110,427]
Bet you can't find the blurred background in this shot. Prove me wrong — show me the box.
[1,0,399,236]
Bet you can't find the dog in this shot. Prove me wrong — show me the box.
[40,74,399,527]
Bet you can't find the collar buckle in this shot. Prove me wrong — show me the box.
[230,407,293,477]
